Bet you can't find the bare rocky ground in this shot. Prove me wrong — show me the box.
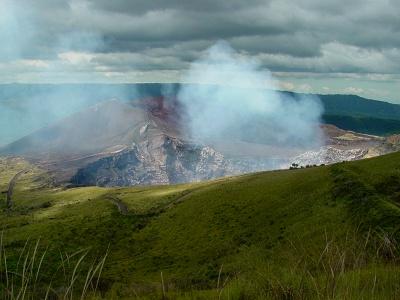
[1,98,399,187]
[292,124,399,167]
[6,170,27,209]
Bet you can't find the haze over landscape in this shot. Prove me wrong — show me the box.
[1,1,400,299]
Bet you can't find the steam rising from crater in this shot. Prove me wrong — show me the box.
[177,41,324,148]
[0,0,137,146]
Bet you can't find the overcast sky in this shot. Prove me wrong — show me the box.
[1,0,399,102]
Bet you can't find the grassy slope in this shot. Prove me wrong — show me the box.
[322,114,400,136]
[1,153,400,298]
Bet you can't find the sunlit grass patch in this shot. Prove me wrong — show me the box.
[1,152,400,298]
[32,187,112,220]
[118,184,199,213]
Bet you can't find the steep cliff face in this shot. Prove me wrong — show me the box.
[72,134,228,186]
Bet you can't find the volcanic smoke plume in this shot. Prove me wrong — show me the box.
[177,41,324,149]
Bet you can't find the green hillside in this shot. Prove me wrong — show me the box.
[1,153,400,299]
[322,114,400,136]
[318,94,400,120]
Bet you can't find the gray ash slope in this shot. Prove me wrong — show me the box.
[2,84,400,146]
[72,135,227,186]
[0,100,232,186]
[1,98,399,187]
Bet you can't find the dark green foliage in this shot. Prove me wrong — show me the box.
[331,165,400,234]
[323,114,400,135]
[319,94,400,121]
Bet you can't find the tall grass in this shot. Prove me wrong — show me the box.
[1,229,400,299]
[214,228,400,300]
[0,232,108,300]
[95,229,400,299]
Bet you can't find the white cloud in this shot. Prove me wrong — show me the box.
[58,51,95,65]
[278,81,295,91]
[256,42,400,73]
[343,87,365,94]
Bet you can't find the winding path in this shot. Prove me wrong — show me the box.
[105,185,207,216]
[6,170,28,209]
[157,186,206,213]
[106,196,129,215]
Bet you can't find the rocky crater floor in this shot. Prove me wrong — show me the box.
[1,99,399,187]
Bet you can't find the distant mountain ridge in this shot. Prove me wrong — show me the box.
[281,91,400,120]
[1,96,399,187]
[1,84,400,145]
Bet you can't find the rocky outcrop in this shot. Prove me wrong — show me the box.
[291,146,368,166]
[72,134,228,186]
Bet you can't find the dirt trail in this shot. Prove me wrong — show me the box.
[105,189,194,216]
[106,196,129,215]
[6,170,28,209]
[105,184,208,216]
[159,187,205,212]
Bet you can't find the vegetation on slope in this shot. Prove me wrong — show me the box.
[1,152,400,299]
[322,114,400,136]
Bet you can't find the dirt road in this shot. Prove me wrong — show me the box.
[106,196,129,215]
[6,170,27,209]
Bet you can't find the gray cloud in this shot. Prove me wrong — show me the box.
[1,0,400,91]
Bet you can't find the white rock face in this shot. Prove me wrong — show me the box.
[291,146,368,166]
[139,123,149,136]
[72,134,229,186]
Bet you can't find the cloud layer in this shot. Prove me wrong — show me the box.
[0,0,399,101]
